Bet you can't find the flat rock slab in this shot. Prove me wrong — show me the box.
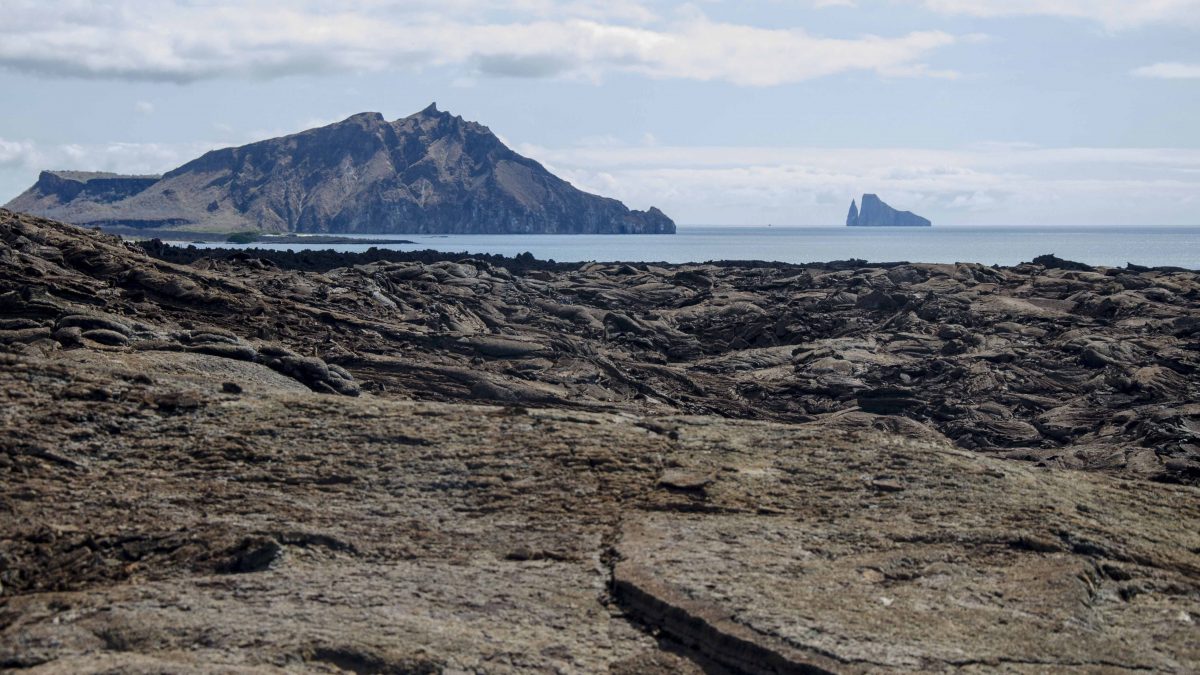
[615,422,1200,671]
[1,352,1197,673]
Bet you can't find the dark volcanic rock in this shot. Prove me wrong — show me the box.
[2,209,1200,672]
[847,194,931,227]
[5,105,675,236]
[1031,253,1096,271]
[3,207,1200,484]
[19,171,161,207]
[4,171,163,230]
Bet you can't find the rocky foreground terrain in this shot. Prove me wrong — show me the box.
[138,225,1200,485]
[1,209,1199,672]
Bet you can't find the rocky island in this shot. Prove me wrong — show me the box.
[1,208,1198,673]
[847,194,932,227]
[4,105,676,236]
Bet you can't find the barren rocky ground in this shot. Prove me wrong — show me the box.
[146,217,1200,482]
[2,209,1198,672]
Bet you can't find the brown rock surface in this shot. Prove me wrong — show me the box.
[1,352,1197,672]
[2,209,1199,672]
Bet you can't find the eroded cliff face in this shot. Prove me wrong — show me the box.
[21,172,160,204]
[5,172,167,227]
[4,105,676,235]
[1,211,1198,673]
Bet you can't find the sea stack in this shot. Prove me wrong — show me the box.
[5,104,675,235]
[846,194,931,227]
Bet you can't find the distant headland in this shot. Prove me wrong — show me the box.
[4,104,675,236]
[847,194,931,227]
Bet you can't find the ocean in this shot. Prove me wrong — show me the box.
[170,225,1200,269]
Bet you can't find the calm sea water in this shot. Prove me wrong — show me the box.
[172,226,1200,269]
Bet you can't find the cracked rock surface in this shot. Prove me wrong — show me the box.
[1,353,1197,673]
[1,209,1198,672]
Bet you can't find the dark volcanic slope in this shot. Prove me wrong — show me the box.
[5,105,675,235]
[2,209,1198,485]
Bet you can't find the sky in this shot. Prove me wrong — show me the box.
[1,0,1198,226]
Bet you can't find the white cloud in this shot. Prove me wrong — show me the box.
[4,133,1199,224]
[0,136,220,177]
[134,100,155,115]
[0,1,961,85]
[516,141,1200,225]
[1133,62,1200,79]
[917,0,1200,29]
[0,138,39,169]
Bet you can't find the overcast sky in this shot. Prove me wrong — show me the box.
[2,0,1198,225]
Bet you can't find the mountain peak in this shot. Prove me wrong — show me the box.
[328,112,387,129]
[408,103,452,123]
[393,103,477,141]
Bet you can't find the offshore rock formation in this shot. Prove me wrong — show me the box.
[847,194,931,227]
[2,210,1199,672]
[5,105,675,235]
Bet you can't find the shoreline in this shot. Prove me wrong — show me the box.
[100,227,416,245]
[123,224,1200,270]
[137,239,1198,275]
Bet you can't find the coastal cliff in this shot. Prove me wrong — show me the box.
[847,194,931,227]
[4,105,675,235]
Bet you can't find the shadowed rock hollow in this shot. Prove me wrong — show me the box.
[1,209,1198,673]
